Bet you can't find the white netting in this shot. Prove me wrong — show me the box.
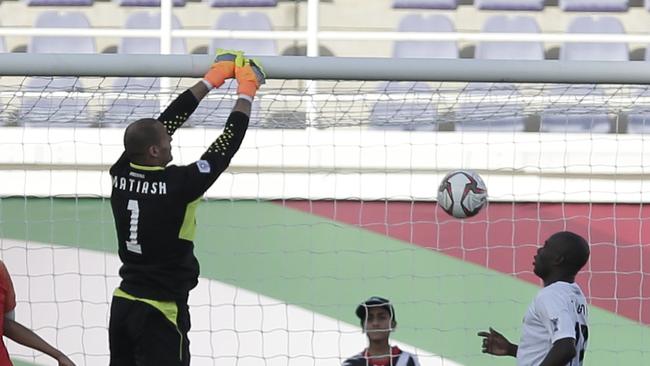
[1,75,648,366]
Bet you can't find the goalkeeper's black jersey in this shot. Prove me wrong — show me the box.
[110,90,250,301]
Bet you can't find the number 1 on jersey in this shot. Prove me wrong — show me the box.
[126,199,142,254]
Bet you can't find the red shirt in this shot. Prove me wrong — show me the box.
[0,261,16,366]
[362,346,402,366]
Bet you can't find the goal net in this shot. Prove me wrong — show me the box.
[0,59,648,366]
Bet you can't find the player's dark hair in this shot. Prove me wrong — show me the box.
[548,231,590,275]
[124,119,164,161]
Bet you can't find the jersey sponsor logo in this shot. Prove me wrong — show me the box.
[112,176,167,195]
[129,171,145,179]
[197,160,211,174]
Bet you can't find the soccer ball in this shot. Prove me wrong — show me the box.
[437,170,487,218]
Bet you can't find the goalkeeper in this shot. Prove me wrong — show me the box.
[108,50,265,366]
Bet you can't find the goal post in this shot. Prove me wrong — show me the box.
[0,54,648,366]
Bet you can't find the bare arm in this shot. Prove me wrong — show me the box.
[539,338,576,366]
[478,327,518,357]
[4,317,75,366]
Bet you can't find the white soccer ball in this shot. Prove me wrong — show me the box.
[437,170,488,219]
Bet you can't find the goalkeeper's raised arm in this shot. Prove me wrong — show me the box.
[108,50,265,366]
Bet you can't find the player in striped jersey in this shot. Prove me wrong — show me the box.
[342,297,420,366]
[478,231,590,366]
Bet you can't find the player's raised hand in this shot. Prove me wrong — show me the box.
[477,327,516,356]
[235,56,266,98]
[203,49,244,88]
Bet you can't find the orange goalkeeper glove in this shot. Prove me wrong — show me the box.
[235,57,266,99]
[203,49,243,88]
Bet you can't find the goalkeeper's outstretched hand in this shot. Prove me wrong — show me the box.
[203,49,243,88]
[236,57,266,98]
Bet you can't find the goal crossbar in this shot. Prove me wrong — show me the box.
[2,53,650,84]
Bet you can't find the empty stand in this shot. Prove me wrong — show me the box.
[455,84,528,132]
[115,0,185,7]
[370,82,438,131]
[29,11,95,53]
[475,0,544,11]
[209,0,277,7]
[20,12,95,126]
[26,0,92,7]
[392,0,457,9]
[540,86,616,133]
[561,17,628,61]
[210,12,277,56]
[102,12,186,126]
[102,77,161,126]
[560,0,629,12]
[475,15,544,60]
[393,14,458,59]
[121,11,186,54]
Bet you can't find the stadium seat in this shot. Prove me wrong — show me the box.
[209,0,277,7]
[121,12,186,54]
[370,82,438,131]
[197,12,274,127]
[624,86,650,133]
[210,12,277,56]
[393,14,458,59]
[29,11,95,54]
[475,16,544,60]
[20,12,95,126]
[475,0,543,11]
[560,0,628,12]
[455,84,528,132]
[380,15,455,130]
[392,0,458,9]
[26,0,92,6]
[115,0,185,7]
[101,12,186,126]
[553,17,624,134]
[560,17,628,61]
[540,86,615,133]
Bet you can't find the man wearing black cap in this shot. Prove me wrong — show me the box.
[342,296,420,366]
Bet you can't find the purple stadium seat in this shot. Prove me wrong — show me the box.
[475,0,543,10]
[624,87,650,133]
[626,109,650,133]
[26,0,92,7]
[560,0,628,12]
[115,0,185,7]
[121,12,186,54]
[29,11,95,53]
[102,78,160,126]
[392,0,457,9]
[209,0,277,7]
[561,17,628,61]
[211,12,276,56]
[20,77,91,126]
[455,84,528,132]
[370,82,438,131]
[20,12,95,126]
[540,86,615,133]
[102,13,185,126]
[186,88,263,128]
[476,16,543,60]
[393,14,458,59]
